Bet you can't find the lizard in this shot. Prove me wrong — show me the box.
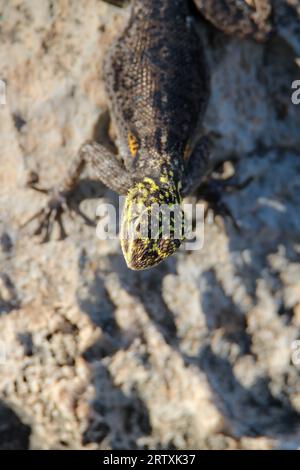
[25,0,276,271]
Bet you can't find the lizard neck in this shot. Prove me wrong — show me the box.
[128,174,182,208]
[133,149,184,196]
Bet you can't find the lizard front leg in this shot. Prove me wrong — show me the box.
[24,142,133,242]
[194,0,272,41]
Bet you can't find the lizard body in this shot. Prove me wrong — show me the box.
[103,0,209,269]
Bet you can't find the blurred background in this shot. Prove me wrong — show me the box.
[0,0,300,450]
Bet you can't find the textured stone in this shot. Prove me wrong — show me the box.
[0,0,300,450]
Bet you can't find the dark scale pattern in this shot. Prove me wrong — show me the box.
[104,0,209,180]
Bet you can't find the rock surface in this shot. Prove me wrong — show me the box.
[0,0,300,449]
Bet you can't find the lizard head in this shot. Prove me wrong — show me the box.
[120,177,185,270]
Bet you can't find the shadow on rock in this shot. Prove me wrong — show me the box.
[199,345,300,438]
[82,363,152,449]
[0,401,31,449]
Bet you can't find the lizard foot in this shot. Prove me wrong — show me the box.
[23,178,95,242]
[197,175,253,231]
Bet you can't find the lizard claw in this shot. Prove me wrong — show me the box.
[199,177,250,232]
[22,190,69,242]
[23,186,95,242]
[204,197,241,232]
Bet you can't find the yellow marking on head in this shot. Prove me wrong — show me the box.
[160,175,168,184]
[143,177,159,193]
[128,132,139,157]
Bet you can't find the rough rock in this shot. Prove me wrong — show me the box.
[0,0,300,449]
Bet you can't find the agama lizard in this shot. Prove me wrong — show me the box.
[25,0,274,270]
